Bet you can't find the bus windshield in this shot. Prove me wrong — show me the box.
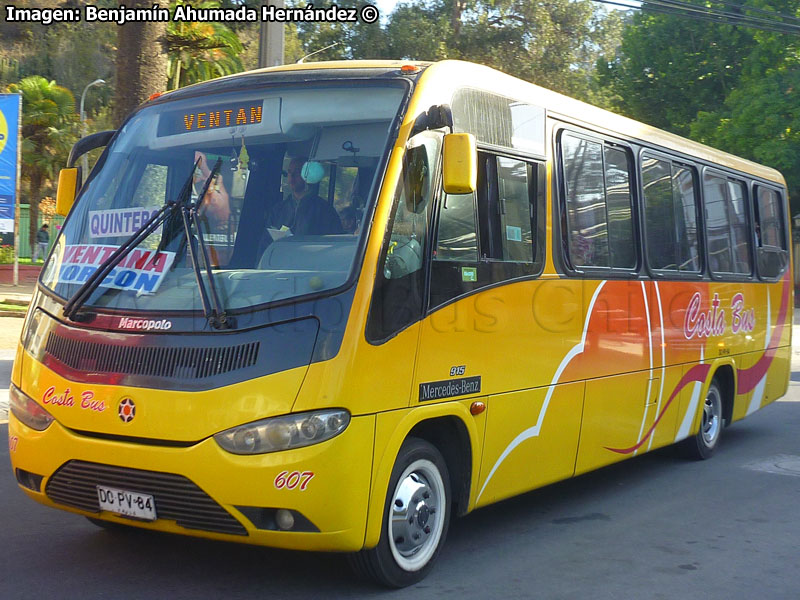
[41,82,406,313]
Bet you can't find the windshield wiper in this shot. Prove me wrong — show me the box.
[182,157,234,330]
[62,158,199,322]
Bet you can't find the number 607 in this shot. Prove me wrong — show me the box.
[274,470,314,491]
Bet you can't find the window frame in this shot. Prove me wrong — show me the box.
[701,167,756,282]
[556,127,640,278]
[752,182,790,282]
[366,129,444,344]
[425,147,545,314]
[639,149,705,281]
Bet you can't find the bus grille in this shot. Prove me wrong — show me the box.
[45,333,259,380]
[45,461,248,536]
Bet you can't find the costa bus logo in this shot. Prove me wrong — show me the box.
[683,292,756,340]
[117,317,173,331]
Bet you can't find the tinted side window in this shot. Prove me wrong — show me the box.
[562,135,607,267]
[429,153,543,310]
[703,173,732,273]
[435,192,478,262]
[604,147,635,269]
[703,172,752,276]
[642,156,674,269]
[561,132,635,270]
[754,185,789,279]
[755,186,786,250]
[497,156,533,263]
[642,156,701,273]
[727,180,752,274]
[675,166,701,271]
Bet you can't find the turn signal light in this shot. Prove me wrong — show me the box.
[470,401,486,416]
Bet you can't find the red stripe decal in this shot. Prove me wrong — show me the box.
[606,270,790,455]
[605,364,712,455]
[736,271,790,394]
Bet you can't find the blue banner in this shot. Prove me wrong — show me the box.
[0,94,20,233]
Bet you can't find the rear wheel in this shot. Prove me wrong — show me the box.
[349,437,451,587]
[681,379,723,460]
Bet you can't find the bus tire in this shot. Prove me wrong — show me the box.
[681,379,723,460]
[349,437,451,587]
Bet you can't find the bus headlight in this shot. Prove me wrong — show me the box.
[9,383,55,431]
[214,409,350,455]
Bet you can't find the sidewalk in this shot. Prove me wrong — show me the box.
[0,281,36,302]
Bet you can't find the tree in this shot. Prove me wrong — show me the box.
[598,0,800,209]
[597,7,756,136]
[5,76,77,249]
[690,27,800,210]
[293,0,625,103]
[113,0,168,126]
[166,0,244,89]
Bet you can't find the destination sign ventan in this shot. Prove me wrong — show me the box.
[158,101,263,136]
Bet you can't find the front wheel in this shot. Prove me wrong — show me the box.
[681,379,723,460]
[349,437,451,587]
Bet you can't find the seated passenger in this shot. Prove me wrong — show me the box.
[270,157,343,235]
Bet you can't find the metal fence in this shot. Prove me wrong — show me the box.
[0,205,65,258]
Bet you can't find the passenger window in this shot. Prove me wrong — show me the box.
[497,157,533,263]
[754,185,789,279]
[703,172,752,276]
[675,166,701,271]
[604,147,635,269]
[561,133,635,270]
[642,156,701,273]
[429,153,542,311]
[755,186,786,250]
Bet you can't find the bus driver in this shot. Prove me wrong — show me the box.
[270,156,343,235]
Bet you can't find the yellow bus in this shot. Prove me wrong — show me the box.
[8,60,792,587]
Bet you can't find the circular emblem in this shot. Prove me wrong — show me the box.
[118,398,136,423]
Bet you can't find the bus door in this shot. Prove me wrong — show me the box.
[414,153,584,506]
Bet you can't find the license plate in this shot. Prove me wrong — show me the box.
[96,485,157,521]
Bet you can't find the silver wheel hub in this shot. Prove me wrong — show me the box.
[391,472,437,556]
[701,386,722,447]
[388,458,446,572]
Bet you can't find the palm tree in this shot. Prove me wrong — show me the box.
[6,76,77,251]
[166,0,244,90]
[113,0,168,127]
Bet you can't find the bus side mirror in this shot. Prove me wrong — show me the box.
[56,167,81,216]
[67,130,115,167]
[442,133,477,194]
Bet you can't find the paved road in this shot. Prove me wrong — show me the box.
[3,386,800,598]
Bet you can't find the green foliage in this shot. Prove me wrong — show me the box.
[692,58,800,211]
[598,7,756,136]
[166,0,245,89]
[293,0,625,101]
[599,0,800,210]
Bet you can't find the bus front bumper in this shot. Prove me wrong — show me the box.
[7,411,376,552]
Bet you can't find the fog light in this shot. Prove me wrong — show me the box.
[275,509,295,531]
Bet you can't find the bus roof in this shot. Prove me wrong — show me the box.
[159,59,785,186]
